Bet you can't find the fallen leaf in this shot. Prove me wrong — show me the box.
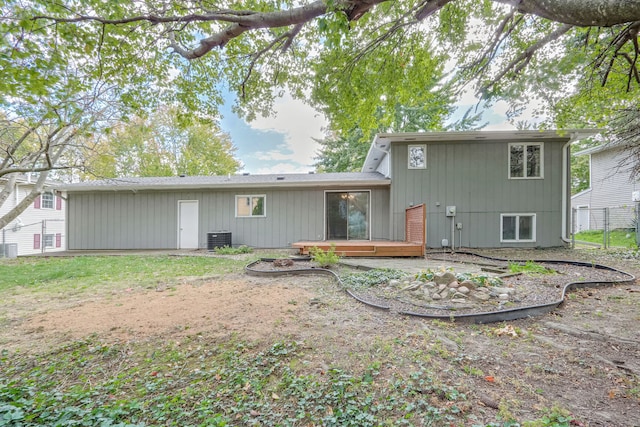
[485,376,495,383]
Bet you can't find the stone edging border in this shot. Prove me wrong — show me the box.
[244,253,635,324]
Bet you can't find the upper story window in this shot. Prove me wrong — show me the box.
[509,142,543,179]
[236,195,266,217]
[408,145,426,169]
[41,191,55,209]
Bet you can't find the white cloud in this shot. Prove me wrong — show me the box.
[249,94,327,168]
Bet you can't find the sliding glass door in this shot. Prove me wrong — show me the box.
[325,191,370,240]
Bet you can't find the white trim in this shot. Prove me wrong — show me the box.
[508,142,544,179]
[407,144,427,169]
[41,191,55,209]
[571,187,592,199]
[235,194,266,218]
[323,190,372,241]
[500,213,537,243]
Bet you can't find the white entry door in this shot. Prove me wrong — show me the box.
[576,206,589,232]
[178,200,199,249]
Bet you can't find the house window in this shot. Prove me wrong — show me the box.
[509,143,543,178]
[236,195,266,217]
[41,191,55,209]
[43,234,54,248]
[408,145,426,169]
[501,214,536,242]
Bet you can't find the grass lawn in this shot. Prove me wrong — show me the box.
[0,255,249,295]
[574,229,638,248]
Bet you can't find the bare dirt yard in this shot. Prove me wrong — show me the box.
[2,248,640,426]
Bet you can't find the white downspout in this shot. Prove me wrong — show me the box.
[562,133,580,244]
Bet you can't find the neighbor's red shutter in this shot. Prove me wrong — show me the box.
[55,192,62,210]
[34,196,41,209]
[56,233,62,248]
[34,234,41,249]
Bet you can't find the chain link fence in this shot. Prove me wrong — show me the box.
[571,205,638,248]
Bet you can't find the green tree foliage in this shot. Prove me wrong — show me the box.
[84,108,241,179]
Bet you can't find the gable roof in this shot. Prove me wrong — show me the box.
[362,129,599,172]
[60,172,390,192]
[573,141,625,156]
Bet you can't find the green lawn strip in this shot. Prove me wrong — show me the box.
[574,229,637,248]
[0,255,247,294]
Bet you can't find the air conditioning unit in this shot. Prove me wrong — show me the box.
[207,231,232,250]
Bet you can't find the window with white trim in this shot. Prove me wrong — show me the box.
[509,142,543,178]
[235,195,266,217]
[43,234,54,248]
[41,191,55,209]
[501,214,536,242]
[408,145,426,169]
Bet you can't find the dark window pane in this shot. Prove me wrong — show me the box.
[510,145,524,177]
[519,216,533,240]
[502,216,516,240]
[527,145,541,177]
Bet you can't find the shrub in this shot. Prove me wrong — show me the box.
[213,245,253,255]
[309,244,340,268]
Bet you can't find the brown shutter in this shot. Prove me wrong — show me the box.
[34,196,41,209]
[34,234,41,249]
[56,193,62,210]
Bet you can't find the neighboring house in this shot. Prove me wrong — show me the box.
[571,143,639,232]
[0,176,66,256]
[61,130,594,251]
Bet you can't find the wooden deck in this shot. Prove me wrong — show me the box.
[292,241,425,257]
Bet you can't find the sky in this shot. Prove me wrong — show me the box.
[219,90,541,175]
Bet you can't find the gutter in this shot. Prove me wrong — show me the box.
[562,132,582,244]
[60,179,392,193]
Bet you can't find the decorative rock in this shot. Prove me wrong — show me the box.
[471,292,491,302]
[389,279,401,286]
[492,287,516,295]
[498,293,510,300]
[451,292,467,299]
[460,280,477,290]
[424,281,436,289]
[449,280,460,289]
[401,282,421,292]
[448,288,457,294]
[273,258,294,267]
[458,286,470,294]
[434,271,456,285]
[438,284,447,291]
[431,293,442,300]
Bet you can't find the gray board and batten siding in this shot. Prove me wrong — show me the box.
[362,131,592,249]
[64,173,391,250]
